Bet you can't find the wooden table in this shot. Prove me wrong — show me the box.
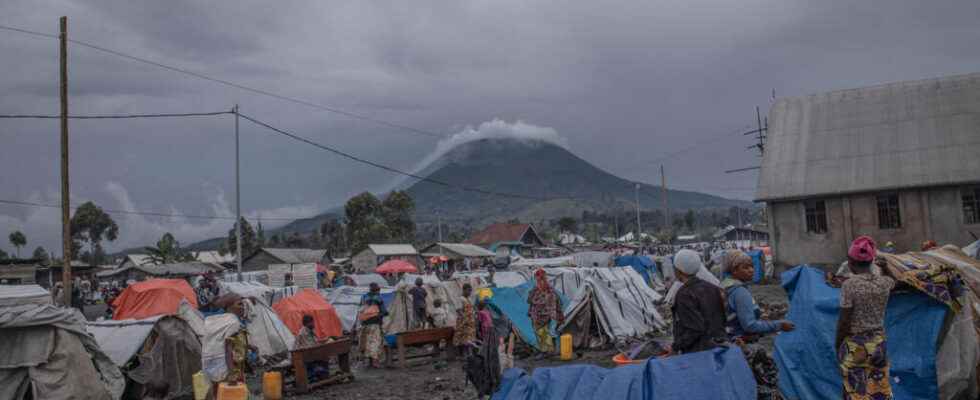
[289,338,353,394]
[385,327,455,369]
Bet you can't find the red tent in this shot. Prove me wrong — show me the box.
[272,288,343,339]
[112,279,198,320]
[376,259,418,274]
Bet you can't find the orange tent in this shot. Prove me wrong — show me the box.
[112,278,198,320]
[376,259,418,274]
[272,288,343,339]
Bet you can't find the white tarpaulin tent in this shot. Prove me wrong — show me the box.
[0,284,51,307]
[510,256,575,268]
[399,273,441,285]
[346,273,389,287]
[0,304,125,400]
[243,299,295,362]
[321,286,396,332]
[451,271,530,288]
[86,316,162,366]
[544,268,666,345]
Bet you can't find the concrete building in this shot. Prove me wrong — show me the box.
[241,248,331,272]
[713,226,770,248]
[757,73,980,268]
[464,223,545,259]
[351,244,420,273]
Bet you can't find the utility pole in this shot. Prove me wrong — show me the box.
[59,16,72,307]
[437,211,443,242]
[234,104,242,282]
[660,165,670,245]
[634,183,641,242]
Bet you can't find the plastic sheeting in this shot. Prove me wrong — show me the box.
[451,271,531,288]
[774,266,947,400]
[614,256,663,289]
[272,288,343,339]
[571,252,614,268]
[243,299,295,361]
[553,268,666,343]
[113,279,198,320]
[86,316,162,366]
[321,286,395,332]
[346,273,389,287]
[492,346,756,400]
[384,281,461,334]
[0,284,51,307]
[486,283,548,349]
[510,256,575,268]
[127,317,202,399]
[0,304,125,400]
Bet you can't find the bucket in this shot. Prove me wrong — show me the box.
[263,371,282,400]
[216,382,248,400]
[192,371,208,400]
[559,334,573,361]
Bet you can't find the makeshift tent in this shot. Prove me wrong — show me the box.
[384,281,463,334]
[547,268,666,348]
[272,288,343,339]
[613,255,663,289]
[112,279,198,320]
[376,259,418,274]
[509,256,574,268]
[492,346,756,400]
[571,251,614,268]
[345,273,389,287]
[0,284,51,307]
[0,303,125,400]
[242,299,295,363]
[452,271,531,288]
[321,285,396,332]
[87,315,201,399]
[399,273,441,285]
[774,266,979,400]
[965,240,979,260]
[219,281,274,305]
[484,283,551,349]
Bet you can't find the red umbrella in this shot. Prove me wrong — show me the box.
[376,259,418,274]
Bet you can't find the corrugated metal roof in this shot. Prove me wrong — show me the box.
[464,223,531,246]
[262,248,329,264]
[97,261,223,277]
[431,243,496,257]
[367,244,418,256]
[757,72,980,201]
[192,251,235,264]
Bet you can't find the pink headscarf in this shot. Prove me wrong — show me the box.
[848,236,877,263]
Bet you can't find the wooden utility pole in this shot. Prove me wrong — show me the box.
[234,104,242,282]
[660,165,669,232]
[59,16,72,307]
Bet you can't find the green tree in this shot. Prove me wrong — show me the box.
[285,232,305,248]
[557,217,577,233]
[8,231,26,258]
[0,248,8,260]
[256,219,266,247]
[224,217,258,259]
[145,232,192,264]
[70,202,119,266]
[31,246,49,264]
[320,219,346,256]
[684,210,696,231]
[382,191,415,243]
[345,192,387,254]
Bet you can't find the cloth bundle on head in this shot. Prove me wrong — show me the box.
[674,249,704,275]
[848,236,877,263]
[922,240,938,251]
[720,249,752,274]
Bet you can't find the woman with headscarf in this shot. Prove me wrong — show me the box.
[667,249,727,355]
[527,269,563,357]
[454,283,477,349]
[836,236,896,400]
[721,250,794,399]
[359,283,388,368]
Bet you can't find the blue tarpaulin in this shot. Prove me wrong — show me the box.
[492,346,756,400]
[746,250,764,283]
[774,266,947,400]
[615,255,657,284]
[487,282,566,350]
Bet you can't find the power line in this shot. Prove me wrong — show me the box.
[0,198,301,221]
[0,111,233,119]
[0,23,446,139]
[237,112,562,202]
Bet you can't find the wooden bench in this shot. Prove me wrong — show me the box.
[289,338,353,394]
[385,327,455,368]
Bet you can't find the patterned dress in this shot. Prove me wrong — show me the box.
[225,330,250,382]
[454,302,477,346]
[838,274,895,400]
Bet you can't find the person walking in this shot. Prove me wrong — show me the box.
[836,236,895,400]
[721,250,794,398]
[359,283,388,368]
[527,269,563,358]
[667,249,727,355]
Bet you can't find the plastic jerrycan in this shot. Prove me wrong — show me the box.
[191,371,208,400]
[263,371,283,400]
[560,334,573,360]
[216,382,248,400]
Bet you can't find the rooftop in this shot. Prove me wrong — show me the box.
[464,223,533,246]
[367,244,418,256]
[260,248,330,264]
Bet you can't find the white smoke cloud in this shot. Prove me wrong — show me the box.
[388,119,568,190]
[0,182,319,257]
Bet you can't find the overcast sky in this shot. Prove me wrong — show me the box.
[2,0,979,254]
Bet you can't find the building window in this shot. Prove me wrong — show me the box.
[876,194,902,229]
[964,187,980,225]
[804,200,828,234]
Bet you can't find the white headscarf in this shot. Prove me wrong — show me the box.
[674,249,703,275]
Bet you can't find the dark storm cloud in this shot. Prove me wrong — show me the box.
[2,0,980,253]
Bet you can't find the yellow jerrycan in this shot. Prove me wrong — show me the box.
[560,334,573,361]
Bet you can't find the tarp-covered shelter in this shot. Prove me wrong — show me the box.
[345,273,389,287]
[493,346,756,400]
[775,266,979,400]
[484,283,552,349]
[272,288,343,339]
[571,251,614,268]
[399,273,441,285]
[451,270,531,288]
[241,299,295,362]
[0,302,125,400]
[384,281,464,334]
[613,255,663,289]
[113,279,198,320]
[322,285,396,332]
[0,284,50,307]
[547,268,666,348]
[87,314,201,399]
[510,256,574,269]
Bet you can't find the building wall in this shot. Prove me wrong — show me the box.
[352,249,378,273]
[242,252,283,272]
[770,186,980,269]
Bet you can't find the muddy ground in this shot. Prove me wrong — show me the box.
[276,283,790,400]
